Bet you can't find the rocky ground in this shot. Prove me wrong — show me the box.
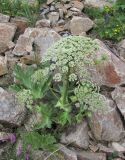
[1,0,125,160]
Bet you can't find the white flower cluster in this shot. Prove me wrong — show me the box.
[31,68,49,83]
[42,36,98,82]
[74,81,105,112]
[17,89,33,109]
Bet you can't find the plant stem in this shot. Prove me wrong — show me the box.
[62,73,69,106]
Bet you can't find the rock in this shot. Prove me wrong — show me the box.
[0,23,17,53]
[58,19,65,26]
[89,98,125,142]
[48,12,59,24]
[50,5,56,11]
[89,39,125,87]
[0,56,8,76]
[36,19,50,28]
[59,144,77,160]
[12,35,32,56]
[32,149,76,160]
[34,29,61,58]
[61,121,89,149]
[0,13,10,23]
[0,87,26,126]
[13,27,61,58]
[118,39,125,61]
[77,151,106,160]
[47,0,54,5]
[72,1,84,10]
[59,9,64,19]
[70,16,94,35]
[84,0,112,8]
[10,17,28,36]
[20,55,35,65]
[112,142,125,152]
[24,112,42,131]
[112,87,125,119]
[98,144,114,153]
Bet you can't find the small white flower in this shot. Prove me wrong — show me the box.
[53,73,62,82]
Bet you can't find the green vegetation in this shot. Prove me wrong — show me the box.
[0,0,44,25]
[11,36,105,158]
[85,0,125,41]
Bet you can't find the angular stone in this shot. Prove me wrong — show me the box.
[10,17,28,36]
[89,98,125,142]
[70,16,94,35]
[61,121,89,149]
[47,0,54,5]
[118,39,125,61]
[36,19,50,28]
[59,144,77,160]
[0,13,10,23]
[77,151,106,160]
[0,88,26,126]
[72,1,84,10]
[13,27,61,58]
[0,56,8,76]
[34,29,61,58]
[48,12,59,24]
[112,142,125,152]
[89,39,125,87]
[12,35,32,56]
[0,23,17,53]
[112,87,125,119]
[84,0,112,8]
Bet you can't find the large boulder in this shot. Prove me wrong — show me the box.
[61,121,89,149]
[89,98,125,142]
[0,23,16,54]
[13,27,61,57]
[111,87,125,119]
[89,39,125,87]
[0,88,26,126]
[70,16,94,35]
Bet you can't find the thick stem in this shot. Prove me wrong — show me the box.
[62,75,69,106]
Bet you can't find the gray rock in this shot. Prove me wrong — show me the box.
[77,151,106,160]
[34,28,61,58]
[47,0,54,5]
[84,0,112,8]
[118,39,125,61]
[72,1,84,11]
[112,142,125,152]
[12,35,32,56]
[0,23,17,54]
[48,12,59,24]
[61,121,89,149]
[112,87,125,119]
[13,27,60,58]
[0,88,26,126]
[0,56,8,76]
[88,39,125,87]
[36,19,51,28]
[70,16,94,35]
[59,144,77,160]
[0,13,10,23]
[89,98,125,142]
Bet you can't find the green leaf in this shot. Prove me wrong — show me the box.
[22,132,57,151]
[35,105,53,129]
[57,111,71,126]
